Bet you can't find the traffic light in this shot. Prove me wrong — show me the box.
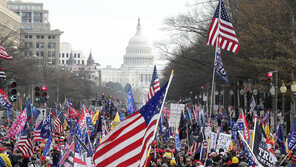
[201,86,204,90]
[190,91,193,94]
[117,98,119,103]
[8,80,17,102]
[102,93,105,100]
[41,86,47,102]
[34,85,41,102]
[267,72,273,85]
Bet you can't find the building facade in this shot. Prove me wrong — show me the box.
[59,42,100,84]
[7,0,63,66]
[0,0,20,45]
[60,42,87,66]
[101,20,157,99]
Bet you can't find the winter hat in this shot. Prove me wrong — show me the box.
[40,156,46,161]
[232,157,239,164]
[170,160,176,165]
[0,147,4,152]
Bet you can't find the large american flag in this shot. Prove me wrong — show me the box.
[93,83,168,167]
[206,1,240,54]
[0,44,12,60]
[14,123,33,157]
[147,65,160,101]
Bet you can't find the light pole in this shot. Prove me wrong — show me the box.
[280,82,287,129]
[291,81,296,128]
[230,90,234,106]
[270,85,276,131]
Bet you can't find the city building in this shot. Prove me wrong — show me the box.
[0,0,20,45]
[7,0,63,66]
[60,42,87,66]
[101,19,161,101]
[59,42,101,84]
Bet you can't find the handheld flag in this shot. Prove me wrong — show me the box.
[42,133,52,156]
[253,122,277,166]
[235,111,250,143]
[206,0,240,54]
[110,112,121,130]
[175,130,181,151]
[250,96,256,111]
[147,65,160,101]
[41,114,52,139]
[6,109,27,138]
[288,117,296,150]
[276,124,286,154]
[127,86,137,115]
[214,47,229,83]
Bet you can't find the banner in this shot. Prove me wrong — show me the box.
[169,103,185,128]
[288,117,296,150]
[253,123,277,167]
[216,133,232,152]
[162,108,170,118]
[0,88,12,112]
[6,109,27,138]
[208,132,217,153]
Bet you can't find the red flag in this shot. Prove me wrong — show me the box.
[68,107,80,118]
[78,105,88,129]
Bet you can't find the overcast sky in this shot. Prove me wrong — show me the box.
[23,0,191,68]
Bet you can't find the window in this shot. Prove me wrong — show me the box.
[36,35,44,39]
[62,53,64,58]
[48,35,55,39]
[36,35,40,39]
[82,60,84,64]
[36,51,44,57]
[78,60,80,64]
[25,42,33,48]
[33,12,42,23]
[48,51,55,57]
[66,53,69,58]
[36,42,44,48]
[74,54,76,58]
[78,54,80,58]
[48,43,56,49]
[21,12,32,23]
[62,60,64,64]
[66,60,68,64]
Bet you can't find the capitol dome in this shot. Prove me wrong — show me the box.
[123,19,154,66]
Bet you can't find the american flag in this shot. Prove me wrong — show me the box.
[0,68,6,78]
[93,83,168,167]
[147,65,160,101]
[189,141,201,154]
[59,141,75,167]
[243,83,252,94]
[206,1,240,54]
[33,120,43,142]
[0,44,12,60]
[14,123,33,157]
[74,122,87,166]
[54,112,64,134]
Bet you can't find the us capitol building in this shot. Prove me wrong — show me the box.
[101,19,159,100]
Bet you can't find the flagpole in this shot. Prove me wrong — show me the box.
[151,70,174,143]
[251,115,257,152]
[238,131,261,165]
[209,0,221,128]
[279,143,296,166]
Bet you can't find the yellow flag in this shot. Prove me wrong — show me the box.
[111,112,121,130]
[250,131,254,149]
[0,153,12,167]
[93,111,100,124]
[64,119,68,130]
[229,140,234,151]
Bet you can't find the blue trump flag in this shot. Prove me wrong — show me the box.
[276,124,286,154]
[288,117,296,150]
[41,114,52,139]
[127,86,137,115]
[175,130,181,151]
[118,111,125,122]
[214,47,229,84]
[42,133,53,156]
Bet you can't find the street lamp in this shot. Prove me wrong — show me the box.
[230,90,234,105]
[280,82,287,131]
[291,82,296,128]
